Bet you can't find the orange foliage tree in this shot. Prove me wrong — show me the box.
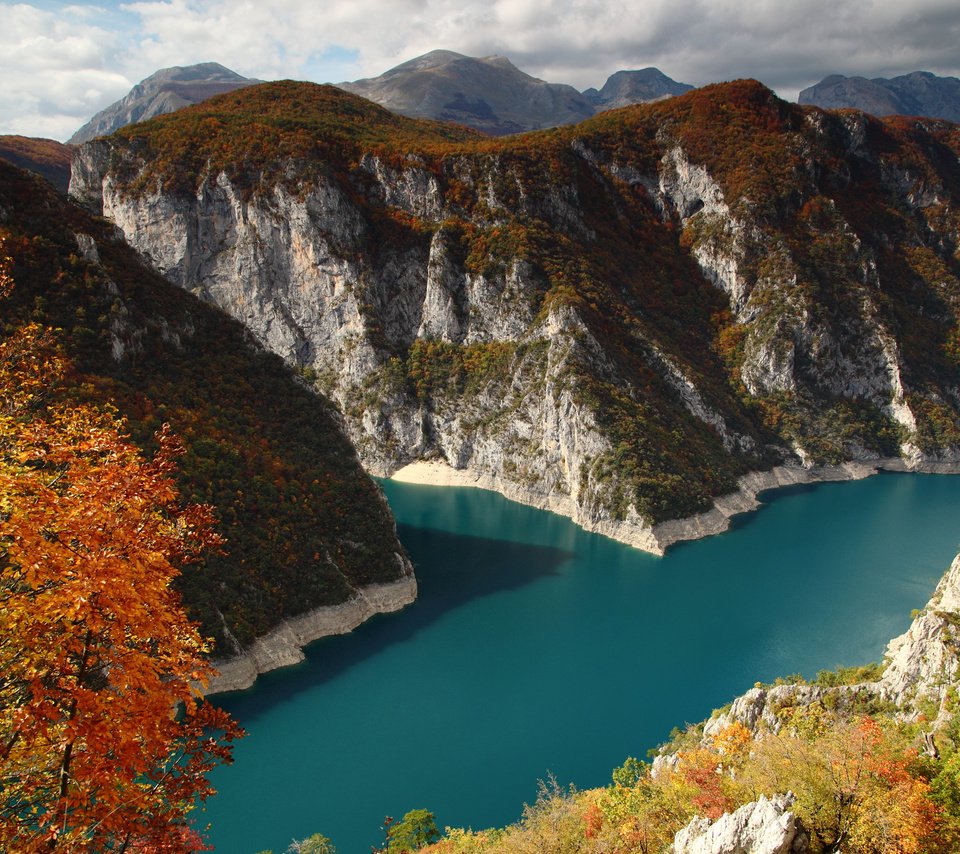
[0,253,242,850]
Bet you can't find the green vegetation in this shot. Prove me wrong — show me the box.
[379,810,442,853]
[0,160,408,652]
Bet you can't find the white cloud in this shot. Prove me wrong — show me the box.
[2,0,960,140]
[0,4,132,138]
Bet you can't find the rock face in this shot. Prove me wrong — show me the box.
[339,50,596,135]
[69,80,960,554]
[673,794,808,854]
[799,71,960,121]
[877,552,960,712]
[68,62,259,144]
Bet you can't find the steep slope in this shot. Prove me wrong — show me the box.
[799,71,960,121]
[68,62,259,145]
[70,80,960,553]
[338,50,596,134]
[0,159,414,660]
[0,135,71,191]
[583,67,693,110]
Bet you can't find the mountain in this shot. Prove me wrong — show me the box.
[69,79,960,556]
[799,71,960,121]
[68,61,259,145]
[337,49,597,134]
[1,158,414,663]
[582,67,693,109]
[0,135,71,191]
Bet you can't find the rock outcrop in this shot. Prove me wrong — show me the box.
[877,552,960,712]
[69,80,960,554]
[672,794,809,854]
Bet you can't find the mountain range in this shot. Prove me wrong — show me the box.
[5,45,960,852]
[49,56,960,150]
[63,54,693,144]
[338,50,692,134]
[3,56,960,669]
[799,71,960,122]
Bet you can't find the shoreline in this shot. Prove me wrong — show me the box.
[391,456,960,556]
[203,575,417,696]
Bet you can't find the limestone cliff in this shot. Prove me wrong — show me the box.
[69,80,960,553]
[1,159,414,662]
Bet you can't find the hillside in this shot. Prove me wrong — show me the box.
[68,62,259,145]
[799,71,960,122]
[69,79,960,553]
[0,135,71,191]
[0,159,413,656]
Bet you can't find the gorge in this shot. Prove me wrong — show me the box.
[68,80,960,567]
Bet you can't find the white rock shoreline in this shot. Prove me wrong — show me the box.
[203,575,417,695]
[391,456,960,556]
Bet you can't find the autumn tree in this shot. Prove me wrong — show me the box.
[0,252,241,850]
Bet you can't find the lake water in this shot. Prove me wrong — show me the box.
[201,472,960,853]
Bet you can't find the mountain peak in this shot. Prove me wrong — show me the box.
[68,61,260,145]
[590,67,693,108]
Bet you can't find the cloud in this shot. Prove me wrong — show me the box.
[0,4,132,139]
[3,0,960,140]
[117,0,960,93]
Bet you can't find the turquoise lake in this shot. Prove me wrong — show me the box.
[201,472,960,853]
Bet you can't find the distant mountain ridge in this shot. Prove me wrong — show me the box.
[68,62,259,144]
[337,50,596,135]
[65,53,692,142]
[338,50,693,134]
[583,67,694,109]
[799,71,960,121]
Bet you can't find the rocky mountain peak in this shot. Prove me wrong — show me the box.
[338,49,595,135]
[585,67,694,108]
[68,61,260,145]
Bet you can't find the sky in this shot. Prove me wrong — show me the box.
[2,0,960,141]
